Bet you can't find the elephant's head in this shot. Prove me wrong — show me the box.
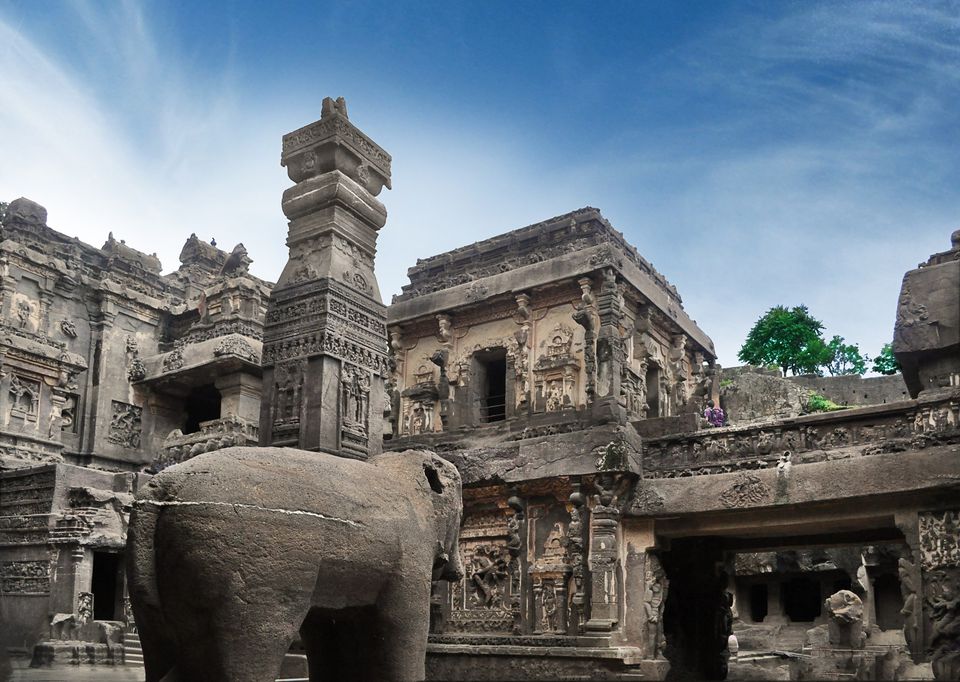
[371,449,464,582]
[421,453,464,582]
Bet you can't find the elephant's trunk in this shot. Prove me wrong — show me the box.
[433,514,465,582]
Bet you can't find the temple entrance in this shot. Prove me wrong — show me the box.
[474,349,507,423]
[91,551,122,621]
[661,538,730,681]
[183,383,221,434]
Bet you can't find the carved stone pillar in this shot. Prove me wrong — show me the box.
[572,277,597,404]
[259,97,391,459]
[506,495,526,635]
[594,269,628,424]
[215,372,262,423]
[565,489,587,634]
[585,474,623,632]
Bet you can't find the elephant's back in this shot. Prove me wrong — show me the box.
[143,447,413,522]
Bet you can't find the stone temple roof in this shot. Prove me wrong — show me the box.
[394,207,682,305]
[389,206,715,358]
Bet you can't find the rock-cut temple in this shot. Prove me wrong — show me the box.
[1,100,958,681]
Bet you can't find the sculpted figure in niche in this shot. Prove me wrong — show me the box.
[128,448,463,682]
[469,545,508,608]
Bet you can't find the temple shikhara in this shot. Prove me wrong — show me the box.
[1,100,958,681]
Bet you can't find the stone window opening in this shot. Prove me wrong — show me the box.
[474,349,507,423]
[183,383,222,435]
[91,551,122,621]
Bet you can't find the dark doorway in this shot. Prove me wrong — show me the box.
[475,349,507,423]
[662,538,730,681]
[749,583,769,623]
[646,366,660,416]
[874,573,905,631]
[91,551,120,620]
[183,383,221,434]
[783,577,821,622]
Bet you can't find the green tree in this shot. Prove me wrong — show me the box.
[0,201,7,223]
[825,335,868,376]
[872,343,901,375]
[738,305,833,376]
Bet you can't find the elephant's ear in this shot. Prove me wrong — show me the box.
[423,463,444,494]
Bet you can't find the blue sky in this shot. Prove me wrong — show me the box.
[1,1,957,368]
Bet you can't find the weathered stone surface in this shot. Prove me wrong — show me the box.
[894,230,960,398]
[127,446,463,682]
[260,97,391,459]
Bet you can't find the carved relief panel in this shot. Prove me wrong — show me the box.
[448,509,518,634]
[8,374,41,422]
[340,363,371,455]
[918,510,960,680]
[532,324,580,413]
[106,400,142,449]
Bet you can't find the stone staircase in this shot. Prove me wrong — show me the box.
[124,630,144,667]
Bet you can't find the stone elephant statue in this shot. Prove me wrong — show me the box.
[126,447,463,682]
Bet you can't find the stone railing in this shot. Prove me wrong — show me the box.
[153,416,259,472]
[641,389,959,478]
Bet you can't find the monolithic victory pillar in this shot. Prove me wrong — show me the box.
[260,97,391,459]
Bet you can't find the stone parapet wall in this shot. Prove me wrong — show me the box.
[719,366,910,425]
[642,388,959,479]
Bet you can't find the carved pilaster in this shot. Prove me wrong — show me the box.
[572,277,597,403]
[260,98,391,459]
[565,489,587,634]
[585,474,623,632]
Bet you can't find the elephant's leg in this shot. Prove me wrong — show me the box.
[174,604,303,682]
[373,573,432,682]
[138,626,176,682]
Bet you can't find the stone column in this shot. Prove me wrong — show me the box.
[572,277,597,404]
[594,268,627,423]
[585,474,623,632]
[215,372,262,423]
[566,489,587,634]
[260,97,391,459]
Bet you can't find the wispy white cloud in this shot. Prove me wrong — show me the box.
[0,1,955,375]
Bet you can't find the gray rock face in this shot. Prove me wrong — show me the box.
[127,446,463,682]
[894,230,960,398]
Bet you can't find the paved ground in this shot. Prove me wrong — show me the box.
[5,659,309,682]
[6,661,144,682]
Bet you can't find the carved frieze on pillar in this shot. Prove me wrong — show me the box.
[565,490,587,634]
[513,294,532,412]
[643,553,669,660]
[572,277,597,403]
[596,269,627,401]
[918,510,960,680]
[585,473,625,632]
[260,97,391,459]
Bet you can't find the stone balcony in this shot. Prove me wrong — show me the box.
[153,416,259,472]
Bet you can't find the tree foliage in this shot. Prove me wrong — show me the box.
[872,343,901,375]
[738,305,833,376]
[825,335,868,376]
